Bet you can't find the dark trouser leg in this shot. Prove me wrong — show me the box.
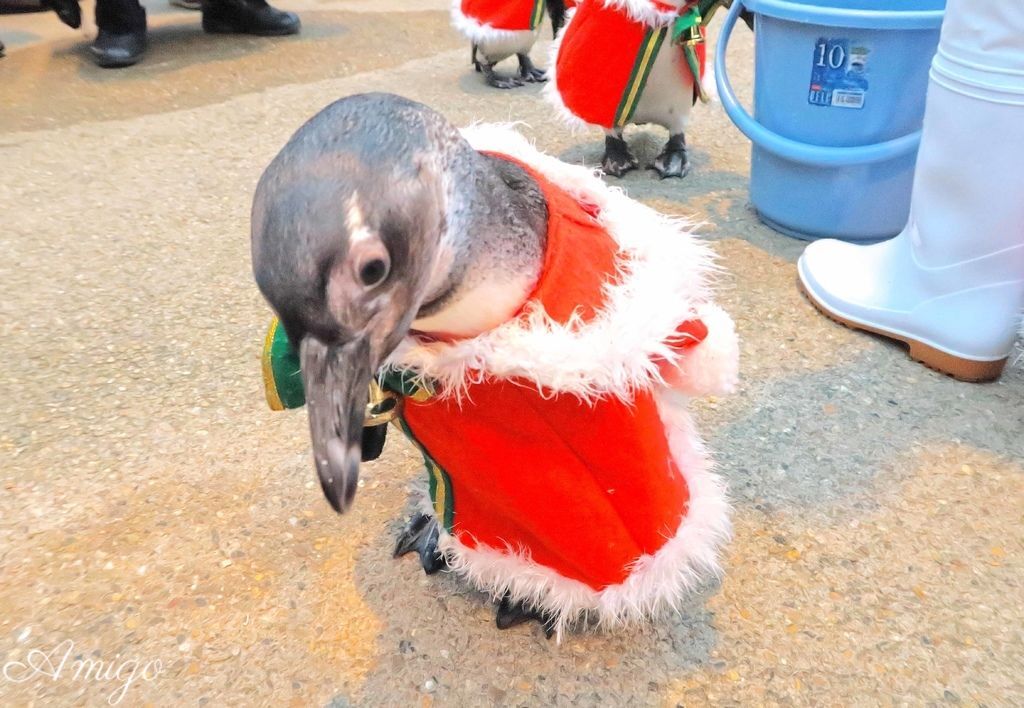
[94,0,145,33]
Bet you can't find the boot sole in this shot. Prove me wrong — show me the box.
[90,50,144,68]
[797,278,1007,383]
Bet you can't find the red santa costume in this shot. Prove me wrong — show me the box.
[451,0,547,55]
[383,125,738,637]
[545,0,711,131]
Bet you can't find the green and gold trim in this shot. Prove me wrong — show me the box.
[672,3,711,103]
[529,0,546,30]
[613,27,669,128]
[259,318,452,526]
[396,417,455,533]
[261,318,306,410]
[426,460,455,532]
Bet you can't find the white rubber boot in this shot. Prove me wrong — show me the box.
[797,0,1024,382]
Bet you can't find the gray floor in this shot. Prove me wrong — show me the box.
[1,2,1022,705]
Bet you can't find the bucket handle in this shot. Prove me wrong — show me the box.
[714,0,923,167]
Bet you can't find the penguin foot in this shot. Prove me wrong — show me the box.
[602,135,638,178]
[394,513,448,575]
[482,63,524,89]
[495,592,556,639]
[517,54,547,83]
[651,134,690,179]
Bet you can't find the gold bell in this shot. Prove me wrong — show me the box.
[364,380,401,426]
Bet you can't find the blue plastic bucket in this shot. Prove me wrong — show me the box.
[715,0,946,241]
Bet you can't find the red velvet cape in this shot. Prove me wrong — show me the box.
[397,157,708,591]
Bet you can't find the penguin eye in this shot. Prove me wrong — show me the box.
[357,256,390,288]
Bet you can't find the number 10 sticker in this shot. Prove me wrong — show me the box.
[808,37,870,109]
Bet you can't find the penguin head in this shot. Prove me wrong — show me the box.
[251,94,452,513]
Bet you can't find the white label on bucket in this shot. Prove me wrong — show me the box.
[809,38,869,109]
[832,90,865,108]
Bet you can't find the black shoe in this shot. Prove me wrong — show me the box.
[42,0,81,28]
[201,0,299,36]
[90,29,146,68]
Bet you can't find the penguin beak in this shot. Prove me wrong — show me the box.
[299,334,373,513]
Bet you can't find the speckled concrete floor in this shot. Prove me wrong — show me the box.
[1,3,1022,706]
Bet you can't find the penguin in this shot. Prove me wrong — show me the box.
[546,0,738,178]
[453,0,567,89]
[253,93,738,637]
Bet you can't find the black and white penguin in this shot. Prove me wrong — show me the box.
[252,92,547,511]
[546,0,744,178]
[253,93,737,637]
[452,0,567,89]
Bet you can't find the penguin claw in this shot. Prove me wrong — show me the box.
[602,135,639,178]
[651,151,690,179]
[482,65,524,89]
[651,135,690,179]
[487,75,524,89]
[394,513,447,575]
[516,54,547,82]
[495,592,556,638]
[520,67,547,83]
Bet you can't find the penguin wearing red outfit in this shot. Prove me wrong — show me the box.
[453,0,568,88]
[547,0,731,178]
[252,94,738,637]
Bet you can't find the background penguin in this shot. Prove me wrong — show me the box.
[546,0,741,178]
[452,0,568,89]
[253,92,738,637]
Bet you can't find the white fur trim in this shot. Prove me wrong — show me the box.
[602,0,681,28]
[670,304,740,396]
[424,390,730,640]
[450,0,538,46]
[541,7,591,132]
[385,124,731,402]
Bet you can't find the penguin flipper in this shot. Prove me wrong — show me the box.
[546,0,566,37]
[360,424,387,461]
[394,513,447,575]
